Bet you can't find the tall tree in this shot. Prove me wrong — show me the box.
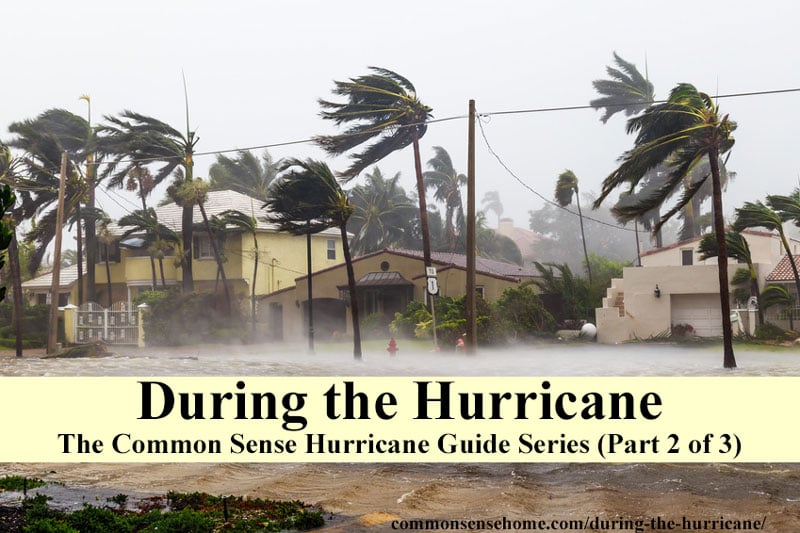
[315,67,433,269]
[698,231,763,326]
[221,207,261,333]
[594,83,738,369]
[265,158,362,359]
[118,208,164,290]
[8,109,90,290]
[174,178,231,312]
[732,200,800,308]
[209,149,279,202]
[423,146,466,253]
[347,167,417,255]
[555,170,592,284]
[96,110,198,291]
[590,52,655,123]
[481,190,504,227]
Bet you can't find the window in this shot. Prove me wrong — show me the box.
[681,249,693,266]
[327,239,336,260]
[193,235,214,259]
[98,242,120,263]
[476,286,485,299]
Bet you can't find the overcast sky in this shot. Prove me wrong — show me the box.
[3,1,799,241]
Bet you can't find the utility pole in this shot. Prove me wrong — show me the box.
[47,152,68,354]
[465,100,477,353]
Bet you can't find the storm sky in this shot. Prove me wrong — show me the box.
[3,0,799,239]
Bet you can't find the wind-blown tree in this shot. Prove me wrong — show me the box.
[265,158,362,359]
[423,146,466,253]
[8,109,90,292]
[174,178,231,312]
[347,166,417,255]
[732,200,800,308]
[475,212,522,265]
[96,110,198,292]
[209,149,280,202]
[760,284,795,331]
[118,208,166,290]
[590,52,655,124]
[221,207,261,332]
[555,170,592,283]
[481,190,504,228]
[698,231,763,326]
[315,67,434,269]
[96,214,115,307]
[594,83,738,368]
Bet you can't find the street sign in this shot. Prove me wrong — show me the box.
[426,266,437,278]
[426,276,439,295]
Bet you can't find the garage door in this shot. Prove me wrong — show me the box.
[671,294,723,337]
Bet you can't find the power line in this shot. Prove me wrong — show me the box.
[476,113,637,233]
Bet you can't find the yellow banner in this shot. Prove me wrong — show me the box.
[1,376,796,462]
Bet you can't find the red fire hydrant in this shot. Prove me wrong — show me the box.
[387,337,399,356]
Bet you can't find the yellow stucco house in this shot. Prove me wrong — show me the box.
[22,189,345,316]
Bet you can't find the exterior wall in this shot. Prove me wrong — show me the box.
[261,251,536,342]
[597,264,741,343]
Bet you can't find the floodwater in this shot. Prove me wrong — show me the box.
[2,342,800,530]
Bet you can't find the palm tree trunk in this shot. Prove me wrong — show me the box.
[85,154,97,304]
[306,226,314,353]
[159,257,167,289]
[9,233,23,358]
[198,202,231,314]
[181,204,194,292]
[777,231,800,311]
[104,248,112,308]
[149,255,157,291]
[76,204,84,305]
[340,222,362,359]
[576,195,592,284]
[709,148,736,368]
[251,237,258,334]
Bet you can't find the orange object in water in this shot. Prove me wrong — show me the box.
[387,337,399,355]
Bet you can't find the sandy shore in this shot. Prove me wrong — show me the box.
[2,463,798,531]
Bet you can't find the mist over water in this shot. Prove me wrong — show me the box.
[2,342,799,526]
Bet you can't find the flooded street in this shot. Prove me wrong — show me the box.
[3,342,800,530]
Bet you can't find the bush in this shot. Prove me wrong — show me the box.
[389,300,431,339]
[0,303,51,347]
[140,290,245,346]
[754,322,798,341]
[360,312,390,339]
[494,286,556,339]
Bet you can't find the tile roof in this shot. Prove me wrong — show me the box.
[355,271,414,287]
[389,249,540,279]
[22,264,80,289]
[766,254,800,282]
[109,189,339,236]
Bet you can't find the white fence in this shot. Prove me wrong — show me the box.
[75,302,139,345]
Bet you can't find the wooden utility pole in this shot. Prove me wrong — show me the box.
[465,100,477,353]
[47,152,68,354]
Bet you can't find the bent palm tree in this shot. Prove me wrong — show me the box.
[555,170,592,284]
[594,83,737,368]
[97,110,198,291]
[316,67,434,268]
[266,158,362,359]
[732,200,800,309]
[221,207,261,333]
[481,190,504,227]
[590,52,655,124]
[209,149,279,202]
[760,285,795,331]
[423,146,466,253]
[698,231,763,326]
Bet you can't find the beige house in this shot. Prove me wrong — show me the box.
[596,230,795,343]
[259,248,543,341]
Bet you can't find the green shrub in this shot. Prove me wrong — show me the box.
[140,291,245,346]
[494,286,556,338]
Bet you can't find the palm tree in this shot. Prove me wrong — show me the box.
[590,52,655,124]
[760,284,795,331]
[96,110,198,292]
[316,67,434,268]
[174,178,231,312]
[96,214,115,307]
[423,146,466,253]
[481,190,504,227]
[8,109,90,279]
[221,207,261,333]
[265,158,362,359]
[593,83,737,368]
[555,170,592,284]
[698,231,763,326]
[118,208,163,290]
[209,149,280,202]
[348,167,417,255]
[732,200,800,308]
